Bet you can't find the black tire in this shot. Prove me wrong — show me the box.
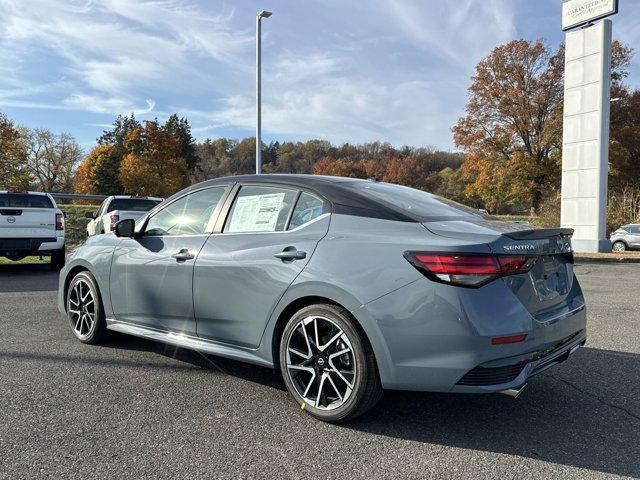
[50,246,65,271]
[66,271,108,344]
[612,241,626,252]
[279,303,382,423]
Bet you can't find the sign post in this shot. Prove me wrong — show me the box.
[560,0,618,252]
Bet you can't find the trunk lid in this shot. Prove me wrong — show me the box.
[423,219,577,319]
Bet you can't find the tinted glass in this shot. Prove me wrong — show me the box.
[107,198,160,213]
[144,188,225,236]
[0,194,53,208]
[347,182,489,220]
[225,186,297,233]
[629,225,640,234]
[288,192,324,230]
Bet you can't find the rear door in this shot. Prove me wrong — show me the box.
[0,193,56,239]
[110,186,228,334]
[194,185,330,347]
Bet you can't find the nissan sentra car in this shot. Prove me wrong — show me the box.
[58,174,586,422]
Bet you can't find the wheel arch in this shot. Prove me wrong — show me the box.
[270,295,347,369]
[264,285,392,384]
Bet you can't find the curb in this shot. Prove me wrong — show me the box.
[574,256,640,264]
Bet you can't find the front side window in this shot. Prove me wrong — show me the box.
[224,186,297,233]
[288,192,324,230]
[144,187,225,236]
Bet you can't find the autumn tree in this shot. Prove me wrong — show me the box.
[118,121,189,197]
[74,144,123,195]
[453,39,633,214]
[0,112,29,189]
[452,39,565,213]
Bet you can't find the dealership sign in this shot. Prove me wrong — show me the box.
[562,0,618,31]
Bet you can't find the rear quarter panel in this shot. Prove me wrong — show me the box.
[258,214,492,365]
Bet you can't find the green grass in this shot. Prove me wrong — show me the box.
[60,204,97,246]
[0,255,50,265]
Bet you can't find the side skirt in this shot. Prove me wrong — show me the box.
[106,318,273,368]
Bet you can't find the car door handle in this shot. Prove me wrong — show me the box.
[274,247,307,261]
[172,248,195,261]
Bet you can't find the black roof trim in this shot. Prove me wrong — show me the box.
[174,174,417,223]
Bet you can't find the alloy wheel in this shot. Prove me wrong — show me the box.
[67,279,96,338]
[285,315,357,410]
[613,242,626,252]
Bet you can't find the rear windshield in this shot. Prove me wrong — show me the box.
[107,198,160,213]
[347,182,490,220]
[0,194,54,208]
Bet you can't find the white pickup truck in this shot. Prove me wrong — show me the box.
[0,190,66,270]
[85,195,162,236]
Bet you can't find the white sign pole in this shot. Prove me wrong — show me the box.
[560,19,612,252]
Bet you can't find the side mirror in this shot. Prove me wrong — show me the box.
[84,211,96,219]
[114,218,135,238]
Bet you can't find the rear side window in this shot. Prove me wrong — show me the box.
[288,192,324,230]
[347,182,488,220]
[0,194,53,208]
[629,226,640,234]
[225,186,297,233]
[107,198,160,213]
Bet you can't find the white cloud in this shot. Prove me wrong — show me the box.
[0,0,523,148]
[65,94,156,115]
[384,0,517,67]
[0,0,253,115]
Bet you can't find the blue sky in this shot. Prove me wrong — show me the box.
[1,0,639,151]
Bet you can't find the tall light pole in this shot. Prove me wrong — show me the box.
[256,10,272,174]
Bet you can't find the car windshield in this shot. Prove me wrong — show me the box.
[0,193,53,208]
[346,181,491,220]
[107,198,160,213]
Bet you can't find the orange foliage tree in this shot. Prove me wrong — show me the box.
[118,122,189,197]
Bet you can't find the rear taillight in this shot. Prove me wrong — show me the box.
[404,252,537,287]
[55,213,64,231]
[110,214,120,230]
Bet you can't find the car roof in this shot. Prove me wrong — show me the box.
[168,174,417,222]
[0,190,49,196]
[111,195,163,201]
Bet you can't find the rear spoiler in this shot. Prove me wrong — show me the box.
[505,228,574,240]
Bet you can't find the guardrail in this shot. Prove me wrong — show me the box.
[49,193,107,202]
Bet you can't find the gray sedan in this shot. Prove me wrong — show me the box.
[610,224,640,252]
[58,174,586,422]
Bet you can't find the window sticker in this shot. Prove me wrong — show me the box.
[227,192,286,232]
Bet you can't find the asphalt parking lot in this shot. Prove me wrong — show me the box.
[1,262,639,479]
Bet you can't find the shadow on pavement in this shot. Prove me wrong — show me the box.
[0,263,59,292]
[346,346,640,478]
[103,337,640,477]
[103,332,286,391]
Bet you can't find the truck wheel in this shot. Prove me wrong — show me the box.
[51,246,66,271]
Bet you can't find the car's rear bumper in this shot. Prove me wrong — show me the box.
[0,236,64,254]
[449,329,586,393]
[357,275,588,393]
